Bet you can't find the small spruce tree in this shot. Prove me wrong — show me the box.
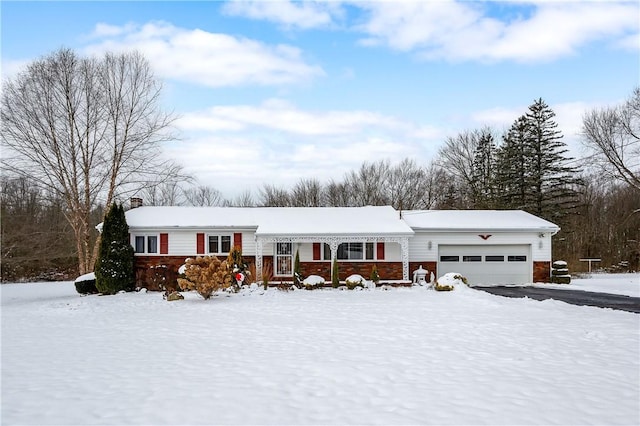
[370,264,380,285]
[331,258,340,288]
[95,204,135,295]
[293,250,302,287]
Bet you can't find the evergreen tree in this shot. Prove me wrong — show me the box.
[470,128,498,208]
[524,98,582,222]
[293,250,302,287]
[95,204,135,294]
[495,116,531,210]
[495,99,582,222]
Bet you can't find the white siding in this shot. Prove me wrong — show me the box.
[169,231,197,256]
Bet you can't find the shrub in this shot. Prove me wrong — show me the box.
[345,274,365,290]
[261,261,273,290]
[331,259,339,288]
[74,273,98,295]
[293,250,302,288]
[95,203,135,295]
[303,275,325,290]
[227,246,250,291]
[370,265,380,285]
[177,256,232,299]
[145,265,178,293]
[434,273,468,291]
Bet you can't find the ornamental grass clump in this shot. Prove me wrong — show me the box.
[177,256,232,299]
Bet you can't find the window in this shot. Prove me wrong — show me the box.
[463,255,481,262]
[486,255,505,262]
[135,236,145,253]
[276,243,293,276]
[440,255,459,262]
[147,236,158,254]
[338,243,363,260]
[366,242,374,260]
[133,234,159,254]
[208,235,231,254]
[323,243,331,260]
[508,255,527,262]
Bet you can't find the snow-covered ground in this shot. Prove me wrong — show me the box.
[536,273,640,297]
[2,275,639,425]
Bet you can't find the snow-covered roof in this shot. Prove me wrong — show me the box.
[401,210,560,233]
[124,206,414,236]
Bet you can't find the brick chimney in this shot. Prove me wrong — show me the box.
[130,197,143,209]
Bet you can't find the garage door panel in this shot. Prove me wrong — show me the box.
[438,245,531,285]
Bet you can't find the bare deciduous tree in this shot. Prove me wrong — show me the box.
[183,185,224,207]
[259,184,291,207]
[1,48,182,274]
[582,87,640,191]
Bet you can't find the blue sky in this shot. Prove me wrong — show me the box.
[2,1,639,198]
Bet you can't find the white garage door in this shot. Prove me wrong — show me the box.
[438,245,531,285]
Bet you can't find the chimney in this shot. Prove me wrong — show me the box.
[130,197,143,209]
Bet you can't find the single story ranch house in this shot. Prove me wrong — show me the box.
[123,204,560,286]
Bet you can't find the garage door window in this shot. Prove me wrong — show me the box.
[440,255,459,262]
[486,255,504,262]
[463,255,482,262]
[508,255,527,262]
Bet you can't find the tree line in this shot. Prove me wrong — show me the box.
[1,48,638,280]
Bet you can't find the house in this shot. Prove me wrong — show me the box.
[122,204,559,287]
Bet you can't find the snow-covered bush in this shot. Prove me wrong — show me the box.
[551,260,571,284]
[345,274,366,290]
[303,275,325,290]
[434,273,468,291]
[74,272,98,295]
[177,256,232,299]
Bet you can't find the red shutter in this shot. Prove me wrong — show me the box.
[313,243,321,260]
[376,242,385,260]
[196,233,205,254]
[160,233,168,254]
[233,232,242,250]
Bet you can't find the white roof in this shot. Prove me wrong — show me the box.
[124,206,414,236]
[401,210,560,232]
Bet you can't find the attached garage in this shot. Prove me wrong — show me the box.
[438,244,531,285]
[403,210,561,285]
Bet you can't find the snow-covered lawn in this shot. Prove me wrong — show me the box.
[2,276,639,425]
[536,273,640,297]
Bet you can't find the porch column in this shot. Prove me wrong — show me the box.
[329,239,339,282]
[401,237,409,281]
[255,237,263,282]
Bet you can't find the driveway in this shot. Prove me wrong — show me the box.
[474,286,640,313]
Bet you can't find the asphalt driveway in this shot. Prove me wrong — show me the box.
[474,286,640,313]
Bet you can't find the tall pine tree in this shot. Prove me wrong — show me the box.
[95,203,135,294]
[524,98,582,222]
[470,128,498,208]
[495,99,581,222]
[496,116,531,210]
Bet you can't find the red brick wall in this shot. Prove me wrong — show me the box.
[533,261,551,283]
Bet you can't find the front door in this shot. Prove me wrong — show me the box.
[275,242,293,276]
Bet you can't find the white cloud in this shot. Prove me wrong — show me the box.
[357,1,640,63]
[1,59,29,80]
[82,21,324,87]
[222,0,342,30]
[170,100,444,196]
